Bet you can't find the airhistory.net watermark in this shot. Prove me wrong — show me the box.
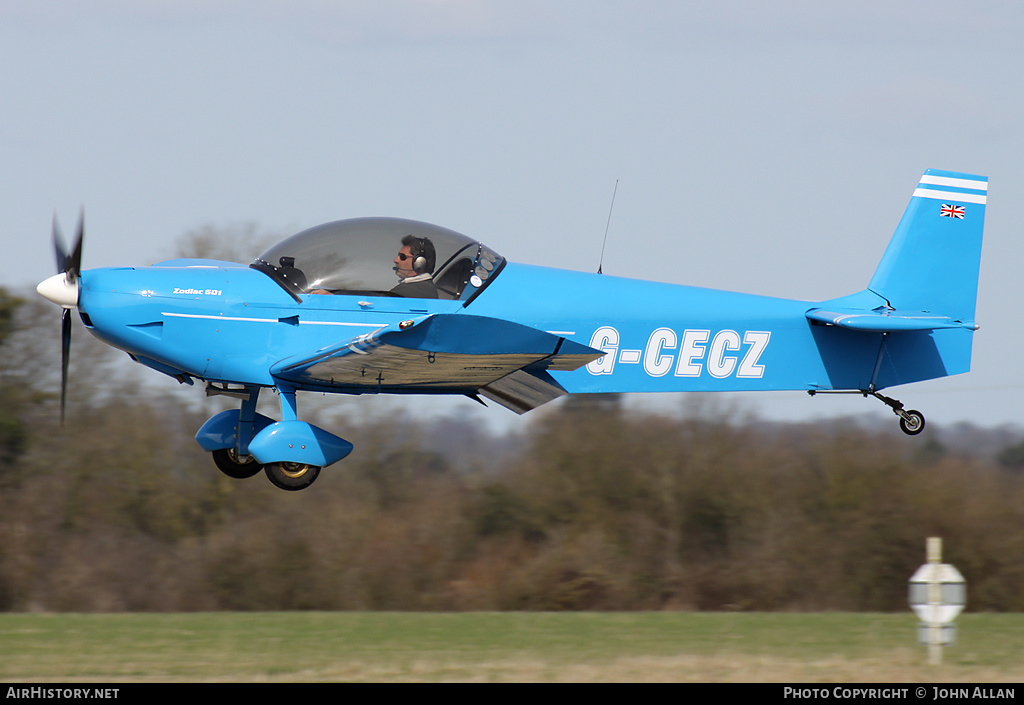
[6,689,119,700]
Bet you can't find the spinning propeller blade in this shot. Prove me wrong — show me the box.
[61,308,72,423]
[39,212,84,423]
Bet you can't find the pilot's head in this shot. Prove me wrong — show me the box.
[394,235,436,280]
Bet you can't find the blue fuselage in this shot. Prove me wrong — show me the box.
[77,259,968,399]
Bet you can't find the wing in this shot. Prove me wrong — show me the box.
[271,313,604,413]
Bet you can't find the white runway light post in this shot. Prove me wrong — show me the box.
[909,537,966,665]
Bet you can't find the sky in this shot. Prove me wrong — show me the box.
[3,0,1023,433]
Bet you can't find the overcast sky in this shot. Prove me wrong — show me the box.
[3,1,1023,431]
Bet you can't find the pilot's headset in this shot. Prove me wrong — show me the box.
[406,236,433,274]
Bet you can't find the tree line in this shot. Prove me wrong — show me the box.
[1,284,1023,613]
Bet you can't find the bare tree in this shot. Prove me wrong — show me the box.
[169,222,286,264]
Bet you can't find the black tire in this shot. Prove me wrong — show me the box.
[212,448,264,479]
[264,462,321,491]
[899,410,926,436]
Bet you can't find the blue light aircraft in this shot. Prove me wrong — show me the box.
[37,169,987,490]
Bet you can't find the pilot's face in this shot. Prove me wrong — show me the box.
[393,245,417,279]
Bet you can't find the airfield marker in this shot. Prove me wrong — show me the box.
[909,537,966,665]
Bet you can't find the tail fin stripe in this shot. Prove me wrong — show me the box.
[918,174,988,192]
[912,187,987,204]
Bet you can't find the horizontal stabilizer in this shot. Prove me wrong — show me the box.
[805,307,978,332]
[272,314,603,402]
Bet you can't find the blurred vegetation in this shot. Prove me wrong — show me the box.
[2,279,1023,613]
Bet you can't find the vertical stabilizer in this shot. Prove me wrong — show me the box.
[868,169,987,323]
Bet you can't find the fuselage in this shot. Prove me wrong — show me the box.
[76,258,901,397]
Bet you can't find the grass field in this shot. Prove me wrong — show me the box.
[1,612,1022,683]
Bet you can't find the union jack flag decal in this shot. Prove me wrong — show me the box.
[940,204,965,219]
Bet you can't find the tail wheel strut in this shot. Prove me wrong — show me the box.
[807,389,927,436]
[870,391,926,436]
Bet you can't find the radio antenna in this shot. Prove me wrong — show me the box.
[597,179,618,275]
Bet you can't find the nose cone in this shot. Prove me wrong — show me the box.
[37,273,80,308]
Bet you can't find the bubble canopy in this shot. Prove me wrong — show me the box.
[251,217,505,301]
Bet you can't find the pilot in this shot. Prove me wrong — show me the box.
[391,235,438,298]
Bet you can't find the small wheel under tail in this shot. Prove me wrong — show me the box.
[899,410,926,436]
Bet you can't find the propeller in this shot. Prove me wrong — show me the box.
[37,211,84,424]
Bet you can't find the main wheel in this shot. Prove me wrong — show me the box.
[212,448,264,479]
[899,410,926,436]
[264,462,321,491]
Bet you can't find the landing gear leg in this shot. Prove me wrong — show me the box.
[200,384,267,480]
[259,384,322,491]
[235,385,261,457]
[870,391,926,435]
